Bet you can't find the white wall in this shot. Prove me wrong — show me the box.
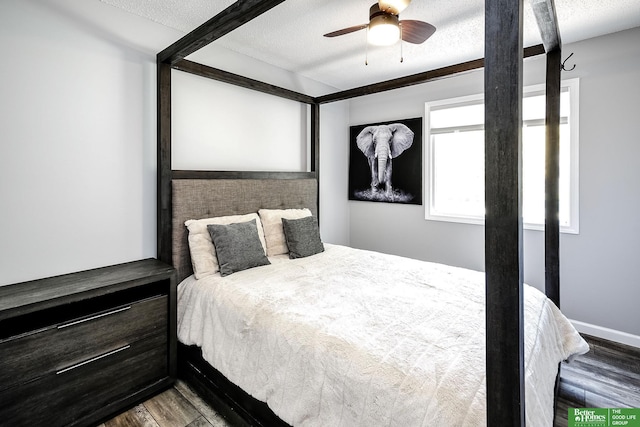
[171,70,351,245]
[560,28,640,339]
[319,101,350,244]
[172,72,309,172]
[348,27,640,339]
[0,0,349,286]
[4,0,636,344]
[0,0,158,285]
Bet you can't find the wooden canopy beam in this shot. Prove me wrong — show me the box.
[315,45,545,104]
[531,0,562,52]
[173,44,545,107]
[157,0,286,65]
[173,59,315,104]
[484,0,525,424]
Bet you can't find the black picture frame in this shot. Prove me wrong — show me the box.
[348,117,422,205]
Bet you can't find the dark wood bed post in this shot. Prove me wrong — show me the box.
[483,0,562,424]
[545,48,562,308]
[311,103,320,219]
[157,61,172,265]
[484,0,525,425]
[532,0,563,309]
[537,5,564,423]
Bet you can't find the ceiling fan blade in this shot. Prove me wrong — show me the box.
[323,24,368,38]
[399,20,436,44]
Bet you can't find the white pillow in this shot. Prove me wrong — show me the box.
[258,208,312,256]
[185,213,267,279]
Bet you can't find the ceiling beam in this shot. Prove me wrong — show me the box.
[531,0,562,52]
[315,44,544,104]
[157,0,287,65]
[173,60,315,104]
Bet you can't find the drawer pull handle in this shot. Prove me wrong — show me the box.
[58,306,131,329]
[56,345,130,375]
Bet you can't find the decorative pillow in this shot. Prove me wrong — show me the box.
[207,220,271,277]
[282,216,324,259]
[258,208,312,256]
[185,213,266,279]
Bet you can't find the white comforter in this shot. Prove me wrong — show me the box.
[177,244,588,427]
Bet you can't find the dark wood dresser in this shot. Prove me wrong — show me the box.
[0,258,176,426]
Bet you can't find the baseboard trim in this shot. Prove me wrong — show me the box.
[571,319,640,349]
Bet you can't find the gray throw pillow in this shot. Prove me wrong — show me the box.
[282,216,324,259]
[207,219,270,276]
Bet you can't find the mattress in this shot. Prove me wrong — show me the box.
[177,244,588,426]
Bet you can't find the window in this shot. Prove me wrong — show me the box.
[425,79,579,233]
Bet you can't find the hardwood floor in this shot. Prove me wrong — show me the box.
[98,381,232,427]
[555,334,640,427]
[101,334,639,427]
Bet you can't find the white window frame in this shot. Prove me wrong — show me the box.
[424,78,580,234]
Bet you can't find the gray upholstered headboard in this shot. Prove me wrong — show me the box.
[172,178,318,283]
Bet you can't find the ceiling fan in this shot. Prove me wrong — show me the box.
[323,0,436,46]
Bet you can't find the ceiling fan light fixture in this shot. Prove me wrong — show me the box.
[368,10,400,45]
[378,0,411,15]
[324,1,435,52]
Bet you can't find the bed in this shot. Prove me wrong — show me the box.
[158,2,569,424]
[171,178,588,427]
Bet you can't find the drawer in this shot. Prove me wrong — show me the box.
[0,294,167,391]
[0,333,167,427]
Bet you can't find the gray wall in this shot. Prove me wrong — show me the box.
[348,27,640,338]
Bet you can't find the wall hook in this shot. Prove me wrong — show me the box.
[562,52,576,71]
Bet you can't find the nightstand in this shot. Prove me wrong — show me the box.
[0,258,176,426]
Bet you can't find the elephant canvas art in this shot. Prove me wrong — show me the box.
[349,118,422,204]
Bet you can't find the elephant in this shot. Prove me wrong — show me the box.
[356,123,414,197]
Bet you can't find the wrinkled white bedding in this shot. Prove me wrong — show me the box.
[177,244,588,427]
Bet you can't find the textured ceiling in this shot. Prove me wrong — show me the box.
[99,0,640,90]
